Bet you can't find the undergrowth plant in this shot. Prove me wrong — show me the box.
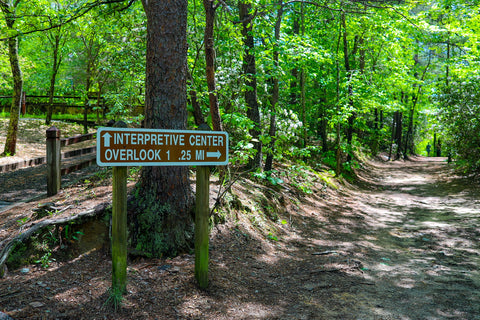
[35,250,55,268]
[105,286,124,311]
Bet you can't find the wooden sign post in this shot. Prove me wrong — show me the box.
[97,125,228,291]
[110,121,128,294]
[194,124,213,288]
[195,164,210,288]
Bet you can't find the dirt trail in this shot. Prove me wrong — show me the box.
[1,157,480,319]
[201,157,480,319]
[331,157,480,319]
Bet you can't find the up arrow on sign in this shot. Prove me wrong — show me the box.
[103,132,112,147]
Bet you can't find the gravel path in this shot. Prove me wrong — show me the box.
[0,154,100,203]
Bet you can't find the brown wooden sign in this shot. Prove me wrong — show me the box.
[96,127,229,166]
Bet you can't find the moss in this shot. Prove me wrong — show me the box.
[130,189,194,258]
[6,241,30,270]
[134,202,171,257]
[319,173,338,190]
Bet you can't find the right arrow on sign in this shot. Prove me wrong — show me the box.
[206,150,221,159]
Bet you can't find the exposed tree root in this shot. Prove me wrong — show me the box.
[0,202,109,277]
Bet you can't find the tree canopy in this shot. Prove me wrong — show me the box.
[1,0,478,161]
[2,0,480,252]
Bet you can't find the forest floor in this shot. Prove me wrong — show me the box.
[1,122,480,319]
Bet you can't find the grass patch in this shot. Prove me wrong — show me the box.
[104,286,125,311]
[0,111,101,122]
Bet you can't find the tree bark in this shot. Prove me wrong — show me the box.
[2,4,23,156]
[239,1,262,169]
[134,0,194,257]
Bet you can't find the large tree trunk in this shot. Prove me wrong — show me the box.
[239,1,262,169]
[133,0,194,257]
[3,8,23,156]
[203,0,222,131]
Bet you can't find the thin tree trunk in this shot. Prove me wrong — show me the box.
[300,68,307,148]
[203,0,222,131]
[96,89,102,124]
[83,62,91,135]
[318,89,328,152]
[187,69,205,126]
[264,0,283,172]
[239,1,262,169]
[299,3,307,148]
[446,35,450,86]
[3,10,23,156]
[335,18,342,175]
[371,107,380,155]
[395,111,403,160]
[341,13,356,162]
[404,51,431,158]
[290,15,300,107]
[46,33,62,125]
[388,112,395,161]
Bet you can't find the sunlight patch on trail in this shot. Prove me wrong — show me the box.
[382,175,431,185]
[343,160,480,318]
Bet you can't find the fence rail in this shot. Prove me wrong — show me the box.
[0,136,96,174]
[61,133,96,147]
[0,156,46,173]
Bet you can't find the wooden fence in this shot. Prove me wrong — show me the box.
[0,129,97,197]
[0,132,96,174]
[47,127,97,196]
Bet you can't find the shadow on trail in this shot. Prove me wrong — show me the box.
[194,158,480,319]
[2,157,480,319]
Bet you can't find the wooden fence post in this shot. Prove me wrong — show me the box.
[195,124,212,289]
[111,120,128,294]
[46,126,61,196]
[21,91,26,116]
